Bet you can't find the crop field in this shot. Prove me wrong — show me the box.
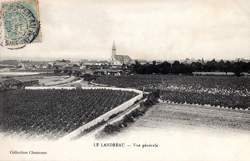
[94,75,250,109]
[94,75,250,93]
[0,89,137,137]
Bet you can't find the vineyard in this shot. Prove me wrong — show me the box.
[0,89,137,137]
[160,91,250,109]
[94,75,250,109]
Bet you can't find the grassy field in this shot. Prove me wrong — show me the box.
[131,103,250,131]
[103,103,250,161]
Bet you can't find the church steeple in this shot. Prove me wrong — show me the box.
[111,41,116,64]
[112,40,116,57]
[110,41,132,65]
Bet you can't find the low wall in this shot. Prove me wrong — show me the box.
[24,86,143,140]
[26,86,143,94]
[25,86,76,90]
[63,92,143,140]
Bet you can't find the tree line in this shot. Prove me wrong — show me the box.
[130,59,250,76]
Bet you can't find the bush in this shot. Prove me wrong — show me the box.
[103,124,120,134]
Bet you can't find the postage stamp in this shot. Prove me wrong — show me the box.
[0,0,41,49]
[0,9,3,46]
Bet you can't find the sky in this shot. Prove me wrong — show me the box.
[0,0,250,61]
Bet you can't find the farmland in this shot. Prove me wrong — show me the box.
[94,75,250,109]
[104,103,250,161]
[128,103,250,131]
[0,89,137,138]
[0,74,78,86]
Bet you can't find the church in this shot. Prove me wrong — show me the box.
[111,41,132,65]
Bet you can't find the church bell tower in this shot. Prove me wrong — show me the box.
[112,41,116,64]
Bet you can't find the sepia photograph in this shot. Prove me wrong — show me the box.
[0,0,250,161]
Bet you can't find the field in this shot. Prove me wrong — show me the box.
[0,74,78,86]
[129,103,250,131]
[0,89,137,138]
[94,75,250,109]
[105,103,250,161]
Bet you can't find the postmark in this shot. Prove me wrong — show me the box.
[0,0,41,49]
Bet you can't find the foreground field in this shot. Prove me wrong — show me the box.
[0,103,249,161]
[128,103,250,131]
[93,103,250,161]
[0,89,137,138]
[94,75,250,109]
[100,103,250,140]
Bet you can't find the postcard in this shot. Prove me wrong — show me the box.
[0,0,250,161]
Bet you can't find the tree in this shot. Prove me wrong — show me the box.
[233,61,244,76]
[158,61,171,74]
[171,61,181,74]
[191,62,203,72]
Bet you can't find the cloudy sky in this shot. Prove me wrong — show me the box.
[0,0,250,60]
